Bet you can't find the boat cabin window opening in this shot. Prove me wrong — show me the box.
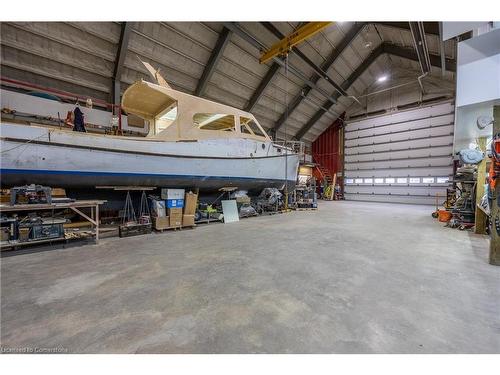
[156,102,178,132]
[193,113,235,132]
[240,116,266,137]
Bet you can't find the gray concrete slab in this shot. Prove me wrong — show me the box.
[1,201,499,353]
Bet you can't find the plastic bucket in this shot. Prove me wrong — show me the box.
[438,210,452,222]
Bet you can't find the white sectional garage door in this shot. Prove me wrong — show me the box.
[344,101,455,205]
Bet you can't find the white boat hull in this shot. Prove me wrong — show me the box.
[0,123,299,192]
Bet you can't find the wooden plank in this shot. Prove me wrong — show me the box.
[70,206,97,226]
[330,173,337,200]
[0,200,106,212]
[490,105,500,266]
[475,137,487,234]
[1,237,67,251]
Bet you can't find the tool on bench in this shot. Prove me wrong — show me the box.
[10,184,52,205]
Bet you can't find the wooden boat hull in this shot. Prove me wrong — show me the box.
[0,123,299,192]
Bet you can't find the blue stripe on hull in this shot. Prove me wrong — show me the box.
[0,168,294,192]
[0,168,279,181]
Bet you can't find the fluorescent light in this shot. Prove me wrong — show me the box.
[377,75,388,82]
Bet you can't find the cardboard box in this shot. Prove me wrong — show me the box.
[166,199,184,208]
[184,192,198,215]
[168,207,183,227]
[161,188,185,200]
[167,207,183,217]
[235,196,251,204]
[182,214,195,227]
[170,216,183,228]
[51,188,67,197]
[153,216,170,230]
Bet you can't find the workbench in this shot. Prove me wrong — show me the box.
[0,199,106,250]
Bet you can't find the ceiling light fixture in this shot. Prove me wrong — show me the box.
[377,75,388,82]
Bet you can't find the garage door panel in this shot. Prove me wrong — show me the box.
[377,102,454,126]
[345,146,453,163]
[345,125,454,148]
[345,185,446,195]
[346,166,452,178]
[346,156,452,170]
[346,135,454,155]
[344,193,436,205]
[347,102,454,132]
[346,114,454,139]
[344,101,453,204]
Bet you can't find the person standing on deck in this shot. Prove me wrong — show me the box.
[73,106,86,132]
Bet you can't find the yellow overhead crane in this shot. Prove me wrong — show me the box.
[259,22,332,64]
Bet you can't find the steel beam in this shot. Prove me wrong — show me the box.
[294,42,456,140]
[271,22,366,134]
[112,22,133,106]
[439,22,446,78]
[382,43,456,72]
[260,22,331,64]
[294,44,385,140]
[376,22,440,36]
[409,21,432,74]
[261,22,348,97]
[244,62,280,111]
[195,26,232,97]
[222,22,456,141]
[271,22,444,135]
[272,89,312,137]
[224,22,339,106]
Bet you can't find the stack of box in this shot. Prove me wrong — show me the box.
[162,189,185,228]
[153,216,169,230]
[168,208,183,228]
[183,191,198,227]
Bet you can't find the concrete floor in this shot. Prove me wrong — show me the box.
[1,201,499,353]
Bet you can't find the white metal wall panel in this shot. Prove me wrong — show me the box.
[344,101,455,205]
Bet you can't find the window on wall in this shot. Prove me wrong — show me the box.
[374,178,384,184]
[422,177,435,184]
[409,177,421,184]
[437,177,450,183]
[193,113,235,131]
[345,178,354,184]
[385,178,395,184]
[240,116,266,137]
[397,178,408,184]
[364,178,373,184]
[355,178,363,184]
